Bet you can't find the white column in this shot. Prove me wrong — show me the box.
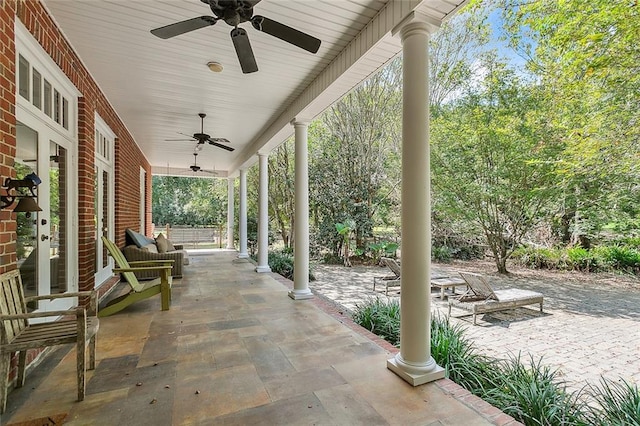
[226,177,235,249]
[238,169,249,258]
[387,17,445,386]
[289,119,313,300]
[256,153,271,273]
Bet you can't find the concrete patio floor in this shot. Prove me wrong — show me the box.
[2,251,519,425]
[311,261,640,393]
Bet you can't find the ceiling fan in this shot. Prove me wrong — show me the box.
[186,152,219,175]
[150,0,321,74]
[165,113,235,152]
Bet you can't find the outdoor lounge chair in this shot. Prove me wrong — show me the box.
[448,271,543,325]
[373,257,401,295]
[99,236,173,317]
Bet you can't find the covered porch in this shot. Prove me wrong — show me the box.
[3,251,515,425]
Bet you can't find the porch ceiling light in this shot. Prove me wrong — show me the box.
[206,61,223,73]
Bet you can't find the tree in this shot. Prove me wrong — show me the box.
[309,61,403,256]
[431,58,561,273]
[268,140,295,249]
[500,0,640,243]
[152,176,227,227]
[430,2,491,110]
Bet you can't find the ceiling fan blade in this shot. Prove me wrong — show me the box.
[251,15,321,54]
[207,138,235,151]
[165,138,195,142]
[231,28,258,74]
[208,137,230,144]
[151,16,217,39]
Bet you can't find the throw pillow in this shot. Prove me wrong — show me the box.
[141,243,158,253]
[155,233,169,253]
[126,228,155,248]
[165,238,176,252]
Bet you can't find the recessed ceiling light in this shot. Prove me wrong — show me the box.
[206,61,223,73]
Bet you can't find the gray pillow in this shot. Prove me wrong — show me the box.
[126,228,155,248]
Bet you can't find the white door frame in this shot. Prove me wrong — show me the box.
[15,21,80,315]
[140,167,146,233]
[94,114,115,286]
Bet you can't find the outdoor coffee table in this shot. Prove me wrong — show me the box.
[430,276,468,300]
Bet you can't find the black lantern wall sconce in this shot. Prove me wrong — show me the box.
[0,172,43,217]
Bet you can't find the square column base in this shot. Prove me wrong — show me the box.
[238,253,249,259]
[288,289,314,300]
[255,265,271,273]
[387,358,445,386]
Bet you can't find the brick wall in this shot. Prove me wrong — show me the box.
[3,0,152,274]
[1,0,153,383]
[0,0,17,273]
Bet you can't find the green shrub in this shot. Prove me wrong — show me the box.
[513,244,640,274]
[432,245,453,262]
[512,246,564,270]
[593,245,640,272]
[260,251,316,281]
[353,301,638,425]
[322,252,343,265]
[586,378,640,425]
[429,315,496,388]
[612,236,640,248]
[368,241,399,263]
[351,297,401,346]
[482,355,586,425]
[267,251,294,279]
[566,246,599,272]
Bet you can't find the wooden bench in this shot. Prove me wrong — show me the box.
[0,269,99,413]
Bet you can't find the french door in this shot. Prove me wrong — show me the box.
[15,21,80,315]
[16,121,74,312]
[94,117,115,285]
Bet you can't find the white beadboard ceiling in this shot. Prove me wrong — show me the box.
[43,0,467,177]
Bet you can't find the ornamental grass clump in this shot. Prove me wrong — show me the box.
[481,355,587,425]
[351,300,640,425]
[585,378,640,426]
[351,297,400,346]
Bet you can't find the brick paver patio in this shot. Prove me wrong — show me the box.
[310,261,640,393]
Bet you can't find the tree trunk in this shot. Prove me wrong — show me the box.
[495,256,508,274]
[343,237,352,267]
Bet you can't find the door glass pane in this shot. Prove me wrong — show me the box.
[50,142,67,294]
[94,166,99,272]
[62,97,69,129]
[16,123,39,300]
[102,170,109,268]
[54,90,61,124]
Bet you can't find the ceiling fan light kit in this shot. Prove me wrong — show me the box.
[151,0,321,74]
[206,61,224,72]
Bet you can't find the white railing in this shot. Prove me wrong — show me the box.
[156,225,228,249]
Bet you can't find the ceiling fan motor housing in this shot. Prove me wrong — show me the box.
[208,0,255,25]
